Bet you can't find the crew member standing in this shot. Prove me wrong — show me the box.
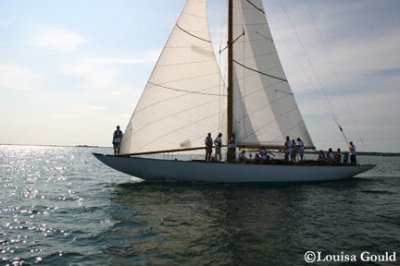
[227,133,236,163]
[349,141,357,166]
[214,133,223,162]
[284,136,292,162]
[113,125,123,156]
[205,133,213,161]
[297,137,305,162]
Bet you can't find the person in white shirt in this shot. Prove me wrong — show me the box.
[297,137,304,162]
[284,136,292,161]
[214,133,223,162]
[349,141,357,165]
[259,148,269,161]
[290,139,298,162]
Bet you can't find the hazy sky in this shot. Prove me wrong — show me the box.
[1,0,399,152]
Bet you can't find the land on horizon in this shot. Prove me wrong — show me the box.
[1,143,399,157]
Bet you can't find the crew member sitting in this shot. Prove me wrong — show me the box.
[334,148,342,164]
[326,148,334,161]
[317,150,326,161]
[238,150,248,163]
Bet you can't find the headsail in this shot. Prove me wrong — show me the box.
[121,0,226,155]
[231,0,314,148]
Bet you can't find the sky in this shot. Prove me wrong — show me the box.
[0,0,399,152]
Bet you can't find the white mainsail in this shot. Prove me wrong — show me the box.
[232,0,313,148]
[121,0,226,154]
[121,0,313,155]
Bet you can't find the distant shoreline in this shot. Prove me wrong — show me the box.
[0,143,109,149]
[1,143,399,156]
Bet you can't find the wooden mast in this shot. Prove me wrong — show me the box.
[227,0,234,140]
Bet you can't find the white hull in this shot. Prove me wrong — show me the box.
[93,153,374,183]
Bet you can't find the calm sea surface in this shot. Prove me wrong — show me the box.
[0,145,399,265]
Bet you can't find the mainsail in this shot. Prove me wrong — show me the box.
[121,0,314,155]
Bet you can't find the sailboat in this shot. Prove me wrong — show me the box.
[93,0,374,182]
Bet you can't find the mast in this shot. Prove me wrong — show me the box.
[227,0,234,139]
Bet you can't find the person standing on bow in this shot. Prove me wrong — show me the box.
[349,141,357,165]
[205,133,213,161]
[113,125,124,156]
[214,132,223,162]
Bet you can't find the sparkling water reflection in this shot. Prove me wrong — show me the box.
[0,145,399,265]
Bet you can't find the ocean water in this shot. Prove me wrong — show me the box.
[0,145,399,266]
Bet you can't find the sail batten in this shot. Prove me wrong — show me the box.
[176,24,212,43]
[233,59,288,81]
[245,0,265,13]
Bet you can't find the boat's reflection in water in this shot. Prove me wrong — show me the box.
[103,181,316,265]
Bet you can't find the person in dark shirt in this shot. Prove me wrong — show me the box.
[113,125,123,155]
